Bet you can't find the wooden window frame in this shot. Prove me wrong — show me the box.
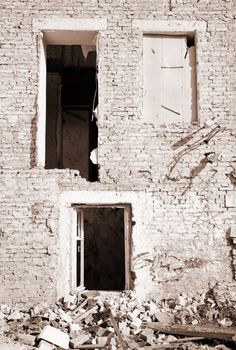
[71,204,132,291]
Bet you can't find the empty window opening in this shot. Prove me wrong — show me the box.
[45,40,98,181]
[73,205,131,291]
[143,34,197,124]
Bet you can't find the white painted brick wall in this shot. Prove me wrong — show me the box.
[0,0,235,305]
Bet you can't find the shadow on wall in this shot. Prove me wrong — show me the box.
[225,227,236,280]
[30,115,37,168]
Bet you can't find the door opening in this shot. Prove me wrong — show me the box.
[73,205,131,291]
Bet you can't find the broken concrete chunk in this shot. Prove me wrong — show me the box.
[155,311,174,325]
[225,193,236,208]
[7,310,22,321]
[17,333,36,346]
[58,309,73,324]
[130,317,142,330]
[204,118,216,128]
[38,325,69,349]
[48,310,57,321]
[230,224,236,238]
[119,321,130,336]
[69,323,81,338]
[30,302,48,317]
[140,328,154,344]
[127,308,140,321]
[63,294,77,309]
[1,304,11,315]
[69,333,91,348]
[38,340,56,350]
[96,336,107,346]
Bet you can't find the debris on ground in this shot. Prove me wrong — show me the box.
[0,288,236,350]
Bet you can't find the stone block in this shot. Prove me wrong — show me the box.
[69,333,91,348]
[38,325,69,349]
[17,333,35,346]
[225,193,236,208]
[69,323,81,338]
[96,336,107,346]
[230,224,236,238]
[7,310,22,321]
[38,340,56,350]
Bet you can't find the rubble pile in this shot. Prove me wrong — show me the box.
[0,289,236,350]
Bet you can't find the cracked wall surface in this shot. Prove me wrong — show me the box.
[0,0,235,305]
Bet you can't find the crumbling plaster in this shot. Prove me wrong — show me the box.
[0,0,235,305]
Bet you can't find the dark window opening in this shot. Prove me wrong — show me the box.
[45,45,98,182]
[187,34,195,48]
[75,206,130,291]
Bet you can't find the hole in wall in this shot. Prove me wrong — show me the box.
[45,44,98,182]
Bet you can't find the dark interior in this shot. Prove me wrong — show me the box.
[45,45,98,181]
[77,207,126,291]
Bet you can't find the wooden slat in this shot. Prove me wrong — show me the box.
[142,337,205,349]
[145,322,236,341]
[72,345,107,349]
[74,305,98,323]
[104,302,127,350]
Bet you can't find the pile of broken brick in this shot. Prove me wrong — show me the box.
[0,287,236,350]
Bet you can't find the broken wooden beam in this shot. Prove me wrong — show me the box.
[145,322,236,341]
[162,336,204,343]
[104,302,127,350]
[74,305,98,323]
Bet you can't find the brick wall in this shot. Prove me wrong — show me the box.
[0,0,235,305]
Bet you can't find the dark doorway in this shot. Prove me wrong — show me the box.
[45,45,98,181]
[76,206,129,291]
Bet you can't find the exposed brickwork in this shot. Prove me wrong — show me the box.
[0,0,235,305]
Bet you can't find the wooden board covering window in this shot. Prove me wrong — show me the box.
[143,35,197,124]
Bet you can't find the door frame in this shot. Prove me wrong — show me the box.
[71,204,132,291]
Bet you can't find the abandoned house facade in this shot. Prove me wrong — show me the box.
[0,0,235,305]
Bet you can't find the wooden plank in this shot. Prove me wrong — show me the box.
[72,297,89,316]
[124,206,131,290]
[143,345,192,350]
[142,337,204,349]
[145,322,236,341]
[104,302,127,350]
[73,346,106,349]
[143,35,162,122]
[162,36,186,67]
[74,305,98,323]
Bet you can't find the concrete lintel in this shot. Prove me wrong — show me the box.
[60,190,142,206]
[132,20,207,33]
[33,18,107,32]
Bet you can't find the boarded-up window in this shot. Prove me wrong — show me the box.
[143,35,197,124]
